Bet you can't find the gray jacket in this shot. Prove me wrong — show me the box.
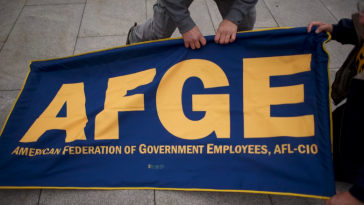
[161,0,258,34]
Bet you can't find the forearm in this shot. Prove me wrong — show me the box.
[225,0,257,25]
[332,18,359,45]
[160,0,196,34]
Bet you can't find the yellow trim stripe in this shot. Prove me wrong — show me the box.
[322,32,333,153]
[0,186,329,199]
[0,27,330,200]
[237,27,292,33]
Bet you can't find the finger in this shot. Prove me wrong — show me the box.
[184,41,189,48]
[190,42,196,50]
[316,25,329,34]
[215,31,221,43]
[219,33,226,44]
[200,36,207,46]
[230,32,236,43]
[224,33,230,44]
[195,41,201,49]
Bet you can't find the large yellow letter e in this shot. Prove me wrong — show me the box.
[243,54,314,138]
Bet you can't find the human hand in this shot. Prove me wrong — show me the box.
[215,19,238,44]
[324,191,364,205]
[307,21,333,34]
[182,26,206,49]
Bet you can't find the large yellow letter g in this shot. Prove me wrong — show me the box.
[156,59,230,140]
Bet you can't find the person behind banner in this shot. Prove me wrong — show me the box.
[307,1,364,205]
[126,0,257,49]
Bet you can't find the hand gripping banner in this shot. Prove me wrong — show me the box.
[0,27,335,199]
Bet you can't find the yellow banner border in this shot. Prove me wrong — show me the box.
[323,32,333,153]
[0,27,332,200]
[0,186,329,200]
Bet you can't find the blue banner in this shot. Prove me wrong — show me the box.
[0,27,334,199]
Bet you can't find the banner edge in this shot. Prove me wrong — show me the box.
[322,32,333,154]
[0,186,330,199]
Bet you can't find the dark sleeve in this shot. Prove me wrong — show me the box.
[225,0,258,26]
[160,0,196,34]
[331,18,359,45]
[349,165,364,203]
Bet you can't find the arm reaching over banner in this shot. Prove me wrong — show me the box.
[160,0,206,49]
[307,21,333,34]
[214,0,257,44]
[182,26,206,49]
[215,20,238,44]
[307,20,358,45]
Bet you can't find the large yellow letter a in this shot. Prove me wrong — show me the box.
[20,83,88,143]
